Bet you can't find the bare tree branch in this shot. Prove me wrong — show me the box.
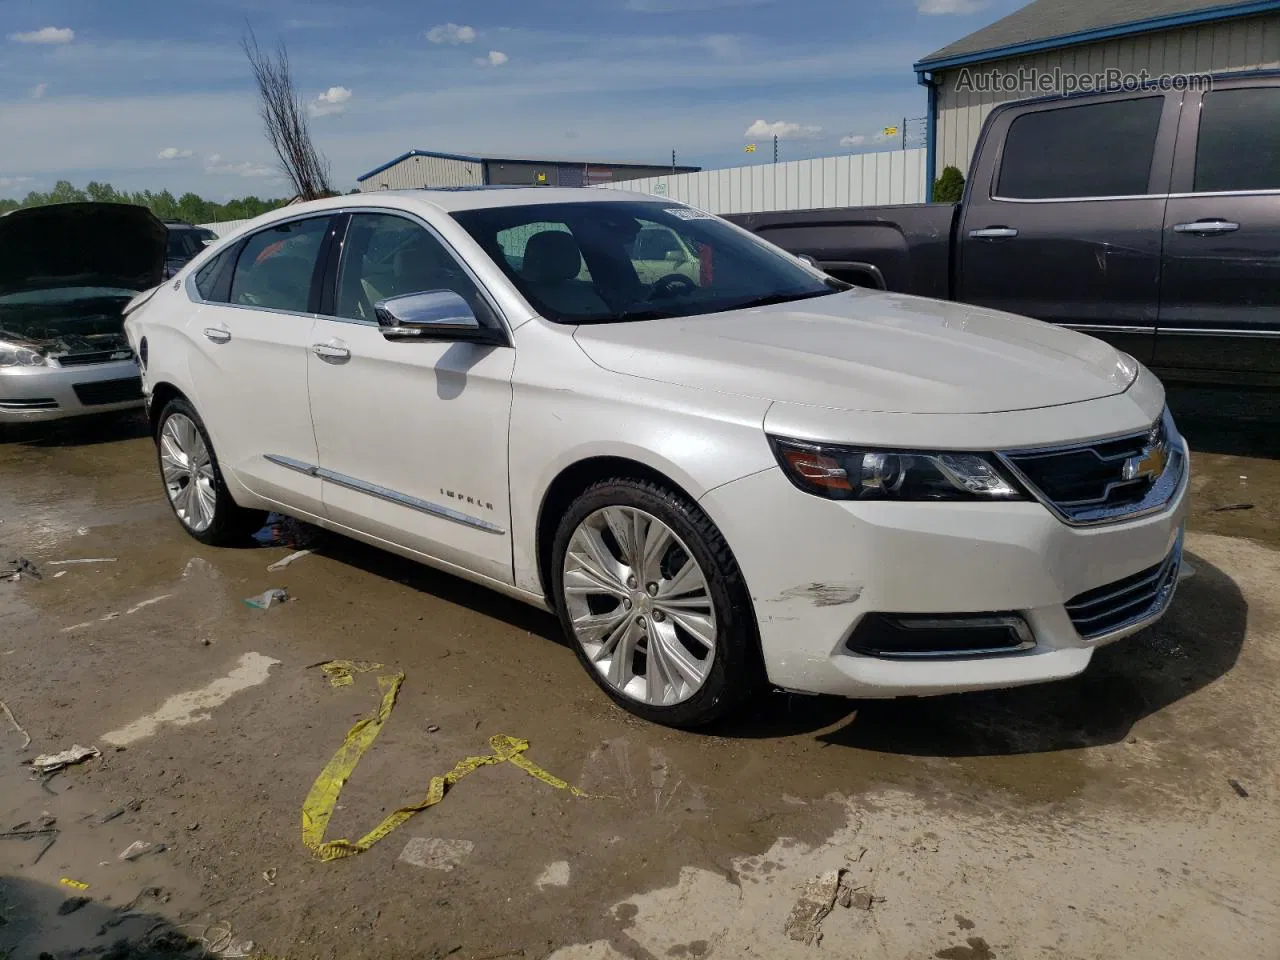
[241,27,332,200]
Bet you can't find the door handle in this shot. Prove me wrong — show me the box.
[311,342,351,363]
[968,227,1019,240]
[1173,219,1240,235]
[202,326,231,344]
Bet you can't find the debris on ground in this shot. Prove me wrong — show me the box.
[46,557,118,566]
[784,870,841,944]
[1229,778,1250,798]
[534,860,571,889]
[1211,503,1254,512]
[317,659,383,687]
[398,837,475,871]
[59,878,89,891]
[1,698,31,748]
[253,513,317,549]
[3,557,42,582]
[183,557,217,579]
[57,896,91,915]
[267,549,313,571]
[53,570,67,578]
[836,871,857,909]
[0,827,59,864]
[427,724,441,733]
[243,588,290,610]
[118,840,157,861]
[174,921,255,958]
[262,868,277,885]
[29,744,100,774]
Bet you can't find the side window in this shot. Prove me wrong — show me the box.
[229,216,330,313]
[194,249,232,301]
[1194,87,1280,193]
[334,213,491,324]
[997,97,1164,200]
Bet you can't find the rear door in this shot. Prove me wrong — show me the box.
[957,91,1182,363]
[1156,79,1280,384]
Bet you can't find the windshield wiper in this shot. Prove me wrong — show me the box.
[720,289,835,312]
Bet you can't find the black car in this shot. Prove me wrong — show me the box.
[163,221,218,279]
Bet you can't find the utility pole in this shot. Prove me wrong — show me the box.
[773,135,778,164]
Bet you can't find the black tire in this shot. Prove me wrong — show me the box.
[550,477,763,728]
[155,396,267,546]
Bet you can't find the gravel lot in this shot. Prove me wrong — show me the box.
[2,391,1278,960]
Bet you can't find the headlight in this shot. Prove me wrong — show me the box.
[770,437,1025,501]
[0,341,48,368]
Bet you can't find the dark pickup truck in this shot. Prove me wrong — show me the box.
[728,71,1280,389]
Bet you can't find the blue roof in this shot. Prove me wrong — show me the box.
[356,149,699,183]
[915,0,1280,73]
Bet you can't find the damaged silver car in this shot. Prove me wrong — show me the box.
[0,202,166,424]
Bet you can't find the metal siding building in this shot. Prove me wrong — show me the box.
[915,0,1280,191]
[357,150,697,192]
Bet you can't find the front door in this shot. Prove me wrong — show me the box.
[957,92,1181,363]
[183,215,332,515]
[307,211,516,583]
[1156,81,1280,384]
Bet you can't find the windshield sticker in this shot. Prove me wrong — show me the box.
[665,207,715,220]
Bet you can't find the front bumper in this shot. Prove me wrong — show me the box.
[699,443,1190,698]
[0,359,144,423]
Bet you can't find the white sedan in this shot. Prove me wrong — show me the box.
[124,188,1188,727]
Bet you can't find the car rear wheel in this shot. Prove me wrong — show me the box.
[551,477,762,728]
[155,397,266,545]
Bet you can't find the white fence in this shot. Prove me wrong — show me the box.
[600,148,927,214]
[198,217,255,237]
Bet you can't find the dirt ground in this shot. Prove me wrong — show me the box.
[2,388,1278,960]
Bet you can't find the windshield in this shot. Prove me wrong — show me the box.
[451,200,842,324]
[0,286,138,305]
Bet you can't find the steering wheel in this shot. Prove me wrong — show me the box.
[650,273,697,300]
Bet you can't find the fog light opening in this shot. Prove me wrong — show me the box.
[846,613,1035,659]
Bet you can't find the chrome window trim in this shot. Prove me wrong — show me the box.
[1158,328,1280,339]
[991,186,1280,203]
[263,454,505,535]
[1062,323,1155,334]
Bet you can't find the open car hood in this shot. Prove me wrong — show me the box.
[0,202,167,297]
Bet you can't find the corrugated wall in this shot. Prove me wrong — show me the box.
[935,14,1280,175]
[597,149,927,213]
[199,217,255,238]
[358,154,484,191]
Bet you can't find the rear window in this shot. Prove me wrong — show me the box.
[1194,86,1280,193]
[997,97,1164,200]
[229,217,330,313]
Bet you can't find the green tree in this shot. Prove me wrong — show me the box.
[4,179,290,223]
[85,181,120,203]
[932,165,965,204]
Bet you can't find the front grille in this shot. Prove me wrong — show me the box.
[1001,409,1184,524]
[1065,535,1182,640]
[57,351,133,367]
[0,398,58,410]
[72,377,143,407]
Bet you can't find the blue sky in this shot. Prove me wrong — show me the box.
[0,0,1025,200]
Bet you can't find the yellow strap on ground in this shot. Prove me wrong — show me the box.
[319,659,383,687]
[302,665,594,862]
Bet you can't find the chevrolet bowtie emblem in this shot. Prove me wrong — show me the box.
[1123,438,1169,482]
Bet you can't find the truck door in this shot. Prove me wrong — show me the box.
[957,91,1181,364]
[1156,80,1280,385]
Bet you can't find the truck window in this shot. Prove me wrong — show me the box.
[997,97,1163,200]
[1194,87,1280,193]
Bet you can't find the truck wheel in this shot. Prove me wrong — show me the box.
[155,397,266,545]
[551,477,763,728]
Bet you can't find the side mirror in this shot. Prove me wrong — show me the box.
[374,290,502,344]
[664,249,685,263]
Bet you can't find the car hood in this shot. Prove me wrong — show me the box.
[0,202,167,297]
[572,290,1138,415]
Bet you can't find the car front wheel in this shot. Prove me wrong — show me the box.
[551,477,762,728]
[155,397,266,545]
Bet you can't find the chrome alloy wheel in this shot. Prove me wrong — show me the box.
[562,506,717,706]
[159,413,217,533]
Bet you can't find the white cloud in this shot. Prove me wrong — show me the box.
[917,0,986,14]
[29,83,47,99]
[10,26,75,44]
[0,176,34,189]
[205,154,275,178]
[839,134,867,147]
[745,119,822,140]
[626,0,770,10]
[703,34,741,58]
[157,147,194,160]
[309,85,353,117]
[426,23,476,44]
[475,50,509,66]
